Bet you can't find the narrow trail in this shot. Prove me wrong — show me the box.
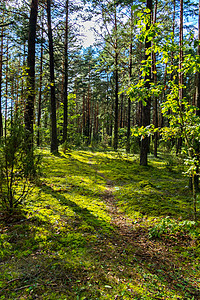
[90,162,200,299]
[99,173,136,235]
[88,156,137,235]
[97,169,158,259]
[90,160,158,259]
[90,159,181,276]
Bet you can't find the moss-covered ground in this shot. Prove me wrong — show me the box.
[0,149,200,299]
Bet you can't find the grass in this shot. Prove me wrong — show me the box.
[0,149,200,299]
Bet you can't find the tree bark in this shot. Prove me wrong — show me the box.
[176,0,183,156]
[192,0,200,191]
[86,75,91,144]
[120,93,123,128]
[47,0,58,153]
[83,94,86,136]
[113,6,119,151]
[140,0,152,166]
[5,38,8,137]
[37,17,44,147]
[126,5,133,154]
[0,25,3,138]
[63,0,69,143]
[153,0,158,158]
[24,0,38,147]
[196,0,200,114]
[179,0,183,103]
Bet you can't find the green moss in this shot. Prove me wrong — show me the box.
[0,149,200,299]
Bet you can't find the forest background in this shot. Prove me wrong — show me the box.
[1,0,200,299]
[0,0,199,156]
[1,0,200,214]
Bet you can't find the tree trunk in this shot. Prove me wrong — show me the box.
[192,0,200,191]
[37,17,44,147]
[5,38,8,137]
[140,0,152,166]
[196,0,200,115]
[113,7,119,151]
[120,93,123,128]
[171,0,176,82]
[179,0,183,103]
[176,0,183,156]
[126,5,133,153]
[47,0,58,153]
[153,0,158,158]
[0,25,3,138]
[83,94,86,136]
[24,0,38,148]
[86,79,91,144]
[21,43,26,111]
[63,0,69,143]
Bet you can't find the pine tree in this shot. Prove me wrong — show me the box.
[24,0,38,148]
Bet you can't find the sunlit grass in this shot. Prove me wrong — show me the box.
[0,149,200,299]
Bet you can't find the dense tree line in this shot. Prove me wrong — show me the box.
[0,0,199,168]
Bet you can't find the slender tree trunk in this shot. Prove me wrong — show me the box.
[110,100,113,138]
[83,94,86,136]
[5,38,8,137]
[21,43,26,111]
[63,0,69,143]
[15,57,20,110]
[192,0,200,191]
[37,18,44,147]
[113,7,119,151]
[120,93,123,128]
[0,26,3,138]
[11,75,14,121]
[106,69,110,136]
[176,0,183,155]
[123,100,126,127]
[24,0,38,148]
[90,96,94,141]
[153,0,158,157]
[96,101,99,139]
[137,39,143,128]
[196,0,200,115]
[171,0,176,81]
[126,5,133,153]
[47,0,58,153]
[86,77,91,144]
[179,0,183,103]
[140,0,152,166]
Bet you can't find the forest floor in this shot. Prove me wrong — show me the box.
[1,148,200,299]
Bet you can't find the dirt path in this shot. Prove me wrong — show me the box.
[86,156,200,299]
[101,176,136,235]
[96,168,200,298]
[88,156,137,235]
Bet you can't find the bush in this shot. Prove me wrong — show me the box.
[0,115,40,214]
[149,217,196,239]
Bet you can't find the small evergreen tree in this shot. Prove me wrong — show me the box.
[0,113,40,215]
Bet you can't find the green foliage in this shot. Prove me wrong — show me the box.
[116,128,140,153]
[127,14,200,219]
[149,217,196,239]
[0,115,40,213]
[57,94,82,145]
[1,150,200,299]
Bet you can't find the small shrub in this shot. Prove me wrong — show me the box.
[61,140,72,153]
[149,217,196,239]
[0,115,40,214]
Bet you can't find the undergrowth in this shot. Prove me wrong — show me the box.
[0,149,200,299]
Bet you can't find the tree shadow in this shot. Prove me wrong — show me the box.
[1,150,199,299]
[90,152,194,220]
[40,183,114,235]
